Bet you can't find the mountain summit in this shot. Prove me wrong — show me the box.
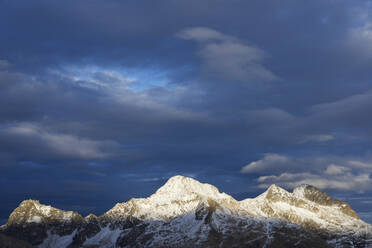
[1,176,371,247]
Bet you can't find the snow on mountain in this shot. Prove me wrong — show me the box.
[1,175,371,248]
[104,175,243,222]
[241,184,372,237]
[6,200,83,226]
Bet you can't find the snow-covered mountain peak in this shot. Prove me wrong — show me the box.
[240,183,370,236]
[16,199,44,211]
[292,184,360,219]
[261,184,292,202]
[292,184,329,201]
[152,175,228,202]
[6,199,83,226]
[84,214,98,221]
[266,184,289,195]
[104,176,236,221]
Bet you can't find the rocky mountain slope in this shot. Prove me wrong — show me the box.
[1,175,371,247]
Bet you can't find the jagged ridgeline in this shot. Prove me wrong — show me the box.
[0,176,371,248]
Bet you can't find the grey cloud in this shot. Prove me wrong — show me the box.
[298,134,335,144]
[310,90,372,119]
[347,23,372,59]
[345,2,372,61]
[0,60,11,70]
[247,108,296,124]
[178,27,278,82]
[305,90,372,135]
[0,122,117,160]
[177,27,235,43]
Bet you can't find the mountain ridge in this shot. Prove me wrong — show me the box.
[1,175,371,248]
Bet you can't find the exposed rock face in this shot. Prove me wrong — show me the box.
[0,176,371,248]
[293,184,359,219]
[241,184,369,236]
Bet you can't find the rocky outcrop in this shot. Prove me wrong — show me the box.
[293,184,359,218]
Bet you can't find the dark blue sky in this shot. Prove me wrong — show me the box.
[1,0,372,224]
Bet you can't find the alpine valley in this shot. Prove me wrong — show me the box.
[1,176,371,248]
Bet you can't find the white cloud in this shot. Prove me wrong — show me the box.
[178,27,278,82]
[241,153,372,192]
[325,164,350,175]
[241,153,290,173]
[257,171,370,191]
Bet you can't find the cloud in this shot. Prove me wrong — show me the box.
[305,90,372,137]
[178,27,278,82]
[0,123,117,160]
[177,27,235,43]
[257,172,370,191]
[346,6,372,60]
[325,164,350,175]
[348,23,372,51]
[241,153,291,174]
[50,65,210,123]
[241,153,338,174]
[0,60,11,70]
[310,90,372,120]
[298,134,335,144]
[349,160,372,169]
[247,108,296,124]
[241,153,372,192]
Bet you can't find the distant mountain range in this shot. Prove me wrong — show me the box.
[1,175,371,247]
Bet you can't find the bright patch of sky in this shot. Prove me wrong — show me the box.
[51,65,171,91]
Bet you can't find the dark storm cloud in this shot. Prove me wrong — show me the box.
[2,0,372,223]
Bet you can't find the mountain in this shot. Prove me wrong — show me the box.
[1,175,371,248]
[0,234,34,248]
